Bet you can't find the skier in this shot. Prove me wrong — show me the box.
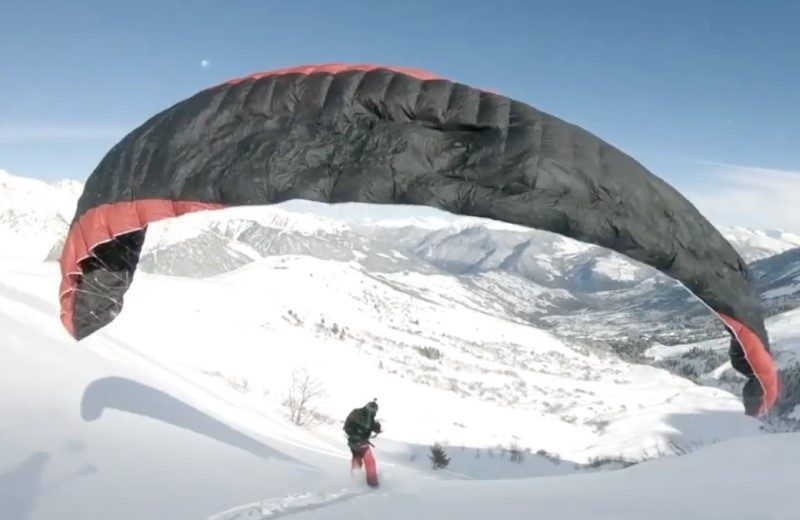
[343,399,382,488]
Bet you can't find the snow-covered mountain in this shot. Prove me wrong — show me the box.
[719,226,800,262]
[3,168,800,349]
[0,169,82,260]
[753,247,800,316]
[134,204,800,347]
[3,168,800,356]
[3,169,798,265]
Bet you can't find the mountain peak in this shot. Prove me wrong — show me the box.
[0,169,84,260]
[720,226,800,262]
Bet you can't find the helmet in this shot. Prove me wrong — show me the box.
[365,399,378,413]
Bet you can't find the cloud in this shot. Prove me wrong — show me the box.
[201,59,211,68]
[0,125,128,142]
[684,161,800,233]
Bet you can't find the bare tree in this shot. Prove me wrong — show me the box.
[284,369,326,429]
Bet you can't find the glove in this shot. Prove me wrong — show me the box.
[372,421,382,434]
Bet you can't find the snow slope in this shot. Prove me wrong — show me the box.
[0,257,791,519]
[0,262,320,519]
[212,432,799,520]
[115,255,766,457]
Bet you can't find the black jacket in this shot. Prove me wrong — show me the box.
[343,406,381,446]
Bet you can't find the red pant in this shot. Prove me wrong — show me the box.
[350,443,379,487]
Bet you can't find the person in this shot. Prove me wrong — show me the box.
[343,399,382,487]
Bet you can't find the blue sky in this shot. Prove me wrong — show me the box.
[1,0,798,229]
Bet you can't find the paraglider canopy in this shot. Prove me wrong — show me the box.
[58,63,777,416]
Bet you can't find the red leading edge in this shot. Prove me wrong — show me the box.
[717,313,779,415]
[223,63,441,85]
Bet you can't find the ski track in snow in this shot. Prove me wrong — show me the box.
[208,489,364,520]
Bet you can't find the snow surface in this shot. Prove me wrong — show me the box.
[223,433,799,520]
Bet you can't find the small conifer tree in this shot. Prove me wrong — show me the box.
[429,443,450,470]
